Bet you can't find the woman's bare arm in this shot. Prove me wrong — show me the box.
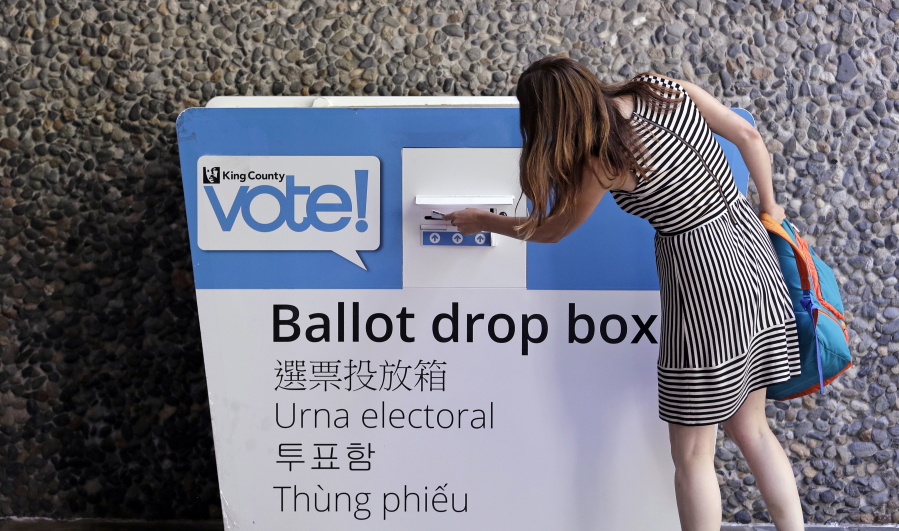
[444,161,610,243]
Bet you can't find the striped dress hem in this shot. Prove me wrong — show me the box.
[658,319,801,426]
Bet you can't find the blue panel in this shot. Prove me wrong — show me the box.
[722,109,755,196]
[526,109,755,290]
[526,198,661,290]
[178,106,754,291]
[177,108,520,289]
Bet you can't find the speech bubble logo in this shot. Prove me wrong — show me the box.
[197,156,380,270]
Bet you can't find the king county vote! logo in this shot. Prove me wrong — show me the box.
[197,156,381,269]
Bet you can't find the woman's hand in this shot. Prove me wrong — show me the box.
[762,203,786,224]
[443,208,486,235]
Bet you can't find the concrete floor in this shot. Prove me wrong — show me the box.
[721,525,899,530]
[1,521,896,530]
[0,521,224,531]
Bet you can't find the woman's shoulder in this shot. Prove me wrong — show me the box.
[631,72,687,93]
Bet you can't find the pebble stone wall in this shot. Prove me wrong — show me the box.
[1,0,898,524]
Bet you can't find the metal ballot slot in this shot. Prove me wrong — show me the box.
[415,195,514,247]
[402,148,526,289]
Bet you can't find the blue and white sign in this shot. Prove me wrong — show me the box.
[177,100,753,531]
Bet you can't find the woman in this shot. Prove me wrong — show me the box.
[444,56,806,531]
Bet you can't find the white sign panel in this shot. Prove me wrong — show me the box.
[173,104,744,531]
[197,288,675,530]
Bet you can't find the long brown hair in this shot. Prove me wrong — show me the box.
[515,56,683,239]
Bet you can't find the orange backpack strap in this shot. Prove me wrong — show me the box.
[759,213,811,291]
[795,235,846,322]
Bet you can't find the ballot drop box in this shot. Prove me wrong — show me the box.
[176,96,753,530]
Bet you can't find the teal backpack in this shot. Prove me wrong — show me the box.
[760,214,853,400]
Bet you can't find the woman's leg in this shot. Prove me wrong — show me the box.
[721,388,805,531]
[668,422,721,531]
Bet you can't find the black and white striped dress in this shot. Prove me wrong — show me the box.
[611,74,801,426]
